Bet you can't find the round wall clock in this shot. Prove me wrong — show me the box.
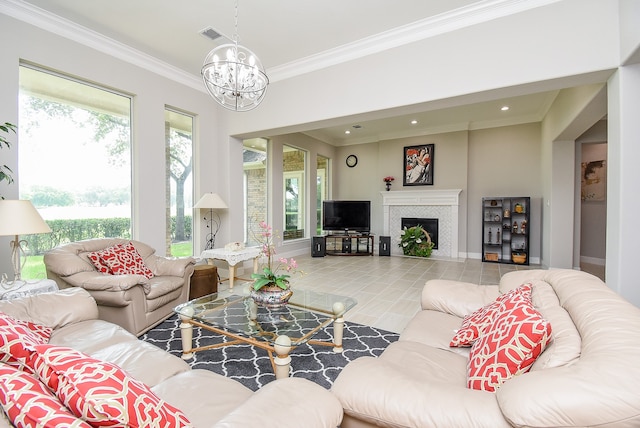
[346,154,358,168]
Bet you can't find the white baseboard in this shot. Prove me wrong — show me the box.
[580,255,605,266]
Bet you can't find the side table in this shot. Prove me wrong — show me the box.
[190,264,218,300]
[200,247,262,290]
[0,279,59,300]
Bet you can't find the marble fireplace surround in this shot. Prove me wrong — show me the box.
[381,189,462,258]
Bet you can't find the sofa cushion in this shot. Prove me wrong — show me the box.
[0,364,91,428]
[31,344,191,427]
[49,319,189,387]
[97,242,154,279]
[450,283,532,347]
[0,312,52,373]
[467,298,552,392]
[152,370,254,426]
[530,280,581,370]
[400,310,471,358]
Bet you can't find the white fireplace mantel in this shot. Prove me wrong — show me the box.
[381,189,462,258]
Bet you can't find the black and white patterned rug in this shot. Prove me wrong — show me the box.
[141,314,399,391]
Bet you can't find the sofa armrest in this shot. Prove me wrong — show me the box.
[332,356,509,428]
[0,288,98,329]
[62,271,150,293]
[146,256,196,278]
[214,378,343,428]
[422,279,499,317]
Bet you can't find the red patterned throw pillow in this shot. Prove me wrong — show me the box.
[98,242,154,279]
[450,283,532,347]
[467,298,552,392]
[0,364,91,428]
[87,251,112,274]
[0,313,52,373]
[31,345,191,427]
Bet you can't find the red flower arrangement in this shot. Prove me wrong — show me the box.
[383,176,395,183]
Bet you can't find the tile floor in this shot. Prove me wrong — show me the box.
[215,254,539,334]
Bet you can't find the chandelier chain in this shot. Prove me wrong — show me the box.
[233,0,239,45]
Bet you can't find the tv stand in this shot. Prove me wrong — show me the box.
[323,233,374,256]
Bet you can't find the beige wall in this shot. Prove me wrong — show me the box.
[329,124,542,261]
[467,123,542,260]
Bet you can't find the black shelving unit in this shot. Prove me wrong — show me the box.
[482,197,530,265]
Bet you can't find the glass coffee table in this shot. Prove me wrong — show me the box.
[174,290,357,379]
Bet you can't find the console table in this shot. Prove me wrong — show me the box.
[323,234,374,256]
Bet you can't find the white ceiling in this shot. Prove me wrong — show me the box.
[15,0,563,145]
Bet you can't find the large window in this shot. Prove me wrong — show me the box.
[18,65,132,279]
[283,145,306,240]
[244,138,268,245]
[317,155,329,235]
[165,108,193,257]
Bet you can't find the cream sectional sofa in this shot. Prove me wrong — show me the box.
[332,269,640,427]
[0,288,343,427]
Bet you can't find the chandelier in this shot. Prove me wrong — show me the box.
[201,0,269,112]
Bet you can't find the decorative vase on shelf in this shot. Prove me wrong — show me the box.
[385,182,391,191]
[250,284,293,308]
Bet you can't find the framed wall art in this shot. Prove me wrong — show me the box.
[403,144,434,186]
[581,159,606,201]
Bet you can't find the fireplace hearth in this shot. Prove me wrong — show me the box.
[401,218,438,249]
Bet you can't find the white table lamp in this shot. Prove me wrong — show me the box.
[0,200,52,283]
[194,193,228,250]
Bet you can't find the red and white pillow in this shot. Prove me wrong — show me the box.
[467,297,552,392]
[89,242,154,279]
[450,283,532,347]
[31,344,191,427]
[0,313,52,373]
[87,251,112,274]
[0,364,91,428]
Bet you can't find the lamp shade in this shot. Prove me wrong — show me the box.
[0,200,51,236]
[193,193,228,210]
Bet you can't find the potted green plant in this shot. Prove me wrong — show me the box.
[399,225,434,257]
[0,122,16,198]
[250,221,303,307]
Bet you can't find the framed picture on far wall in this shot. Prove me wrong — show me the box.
[403,144,434,186]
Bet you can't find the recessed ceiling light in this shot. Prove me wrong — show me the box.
[501,106,510,111]
[345,130,351,135]
[411,120,418,125]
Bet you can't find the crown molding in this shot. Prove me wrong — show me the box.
[268,0,561,82]
[0,0,204,92]
[1,0,561,87]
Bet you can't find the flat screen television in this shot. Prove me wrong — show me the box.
[322,200,371,233]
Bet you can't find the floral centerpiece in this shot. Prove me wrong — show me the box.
[250,221,302,307]
[383,176,394,191]
[399,225,434,258]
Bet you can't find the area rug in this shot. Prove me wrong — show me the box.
[141,314,399,391]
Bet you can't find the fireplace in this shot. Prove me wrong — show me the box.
[381,189,462,258]
[401,218,438,249]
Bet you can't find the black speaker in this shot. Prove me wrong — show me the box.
[311,236,325,257]
[379,236,391,256]
[342,237,352,253]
